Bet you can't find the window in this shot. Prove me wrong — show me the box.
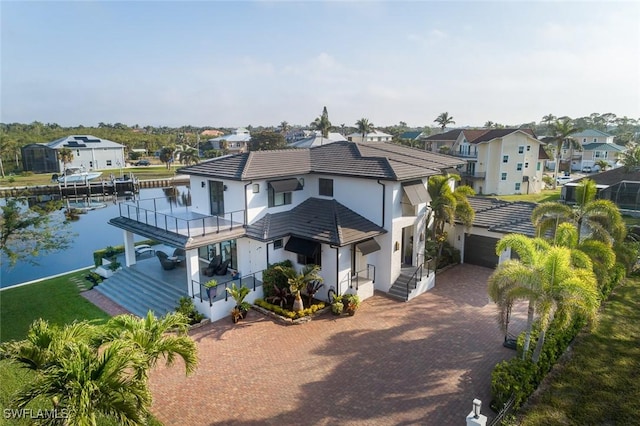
[502,155,509,163]
[273,239,283,249]
[518,146,524,154]
[252,184,260,193]
[297,253,321,267]
[106,160,112,166]
[525,162,529,168]
[501,173,507,181]
[593,138,597,143]
[515,183,521,191]
[319,178,333,197]
[526,145,531,151]
[537,162,541,171]
[517,163,523,171]
[268,188,292,207]
[583,138,587,143]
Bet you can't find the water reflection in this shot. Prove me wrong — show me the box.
[1,186,190,288]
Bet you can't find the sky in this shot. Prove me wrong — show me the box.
[1,1,639,129]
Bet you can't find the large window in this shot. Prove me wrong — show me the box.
[297,252,321,267]
[501,173,507,181]
[517,163,523,171]
[268,188,292,207]
[503,155,509,163]
[518,146,524,154]
[319,178,334,197]
[515,182,521,191]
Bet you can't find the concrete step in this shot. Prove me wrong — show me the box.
[94,268,184,317]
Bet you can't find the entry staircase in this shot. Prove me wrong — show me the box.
[94,267,184,318]
[388,267,420,301]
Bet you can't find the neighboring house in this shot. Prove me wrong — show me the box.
[21,135,126,173]
[346,130,393,143]
[208,128,251,153]
[288,131,346,148]
[200,129,225,137]
[109,141,464,321]
[424,128,547,195]
[449,196,537,268]
[399,131,429,147]
[561,129,625,171]
[562,167,640,212]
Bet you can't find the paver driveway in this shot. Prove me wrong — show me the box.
[149,264,526,425]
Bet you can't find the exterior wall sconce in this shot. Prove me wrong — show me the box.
[394,241,400,252]
[201,181,206,188]
[223,185,228,191]
[299,178,304,187]
[252,183,260,193]
[472,399,481,419]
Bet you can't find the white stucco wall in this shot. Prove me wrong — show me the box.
[65,147,125,171]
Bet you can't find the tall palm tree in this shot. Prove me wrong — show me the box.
[541,113,557,131]
[355,118,374,142]
[427,174,475,241]
[618,142,640,171]
[549,118,580,189]
[594,159,610,171]
[434,112,455,132]
[532,179,625,245]
[279,121,290,135]
[175,144,199,165]
[488,234,600,362]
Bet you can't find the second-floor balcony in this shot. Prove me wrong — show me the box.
[451,150,478,158]
[117,197,246,238]
[460,171,486,179]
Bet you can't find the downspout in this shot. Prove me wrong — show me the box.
[331,245,339,295]
[243,181,253,227]
[377,180,386,228]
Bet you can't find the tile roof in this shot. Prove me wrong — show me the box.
[464,196,537,237]
[288,132,346,148]
[399,131,423,140]
[423,128,537,145]
[423,129,464,141]
[581,143,625,152]
[178,141,464,181]
[246,198,386,246]
[572,166,640,186]
[538,145,550,160]
[469,128,537,144]
[573,129,612,138]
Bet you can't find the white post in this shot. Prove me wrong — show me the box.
[185,248,199,297]
[466,399,487,426]
[123,230,136,267]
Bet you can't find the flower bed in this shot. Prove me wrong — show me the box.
[254,299,328,325]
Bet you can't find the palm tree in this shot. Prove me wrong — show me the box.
[549,118,580,189]
[594,159,610,171]
[618,142,640,171]
[488,234,600,362]
[274,264,323,311]
[58,147,74,172]
[355,118,374,142]
[175,144,199,165]
[100,311,197,379]
[434,112,455,132]
[279,121,290,135]
[427,174,475,241]
[541,113,557,132]
[532,179,624,245]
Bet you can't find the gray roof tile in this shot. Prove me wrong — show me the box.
[246,198,386,246]
[179,141,464,182]
[465,196,537,237]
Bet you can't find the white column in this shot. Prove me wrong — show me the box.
[123,230,136,267]
[185,248,199,297]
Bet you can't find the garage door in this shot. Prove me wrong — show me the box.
[464,234,499,268]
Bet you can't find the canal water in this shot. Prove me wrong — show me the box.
[1,186,190,289]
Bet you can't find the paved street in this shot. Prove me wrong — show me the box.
[149,264,526,425]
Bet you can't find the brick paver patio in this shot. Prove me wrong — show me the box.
[149,264,526,425]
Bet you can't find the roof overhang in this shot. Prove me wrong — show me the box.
[269,178,302,192]
[356,238,381,255]
[402,182,429,206]
[285,236,320,257]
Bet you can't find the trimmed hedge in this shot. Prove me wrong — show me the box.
[254,298,325,319]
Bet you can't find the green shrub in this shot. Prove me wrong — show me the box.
[20,171,34,177]
[491,357,537,409]
[262,260,293,298]
[93,240,157,266]
[175,296,205,325]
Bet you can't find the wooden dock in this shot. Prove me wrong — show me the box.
[0,176,189,198]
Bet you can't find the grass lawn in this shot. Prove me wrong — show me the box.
[492,188,561,203]
[518,276,640,425]
[0,165,183,188]
[0,271,163,426]
[0,269,110,343]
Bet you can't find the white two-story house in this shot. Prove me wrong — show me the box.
[424,128,547,195]
[108,141,464,321]
[563,129,625,171]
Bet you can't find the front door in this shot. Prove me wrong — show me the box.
[209,181,225,216]
[401,226,414,266]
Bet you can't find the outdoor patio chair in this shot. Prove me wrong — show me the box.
[172,248,186,263]
[156,251,177,271]
[214,258,231,276]
[135,244,155,257]
[202,255,222,277]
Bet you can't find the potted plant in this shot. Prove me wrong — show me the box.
[344,294,361,316]
[226,282,251,323]
[331,295,344,316]
[204,279,218,300]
